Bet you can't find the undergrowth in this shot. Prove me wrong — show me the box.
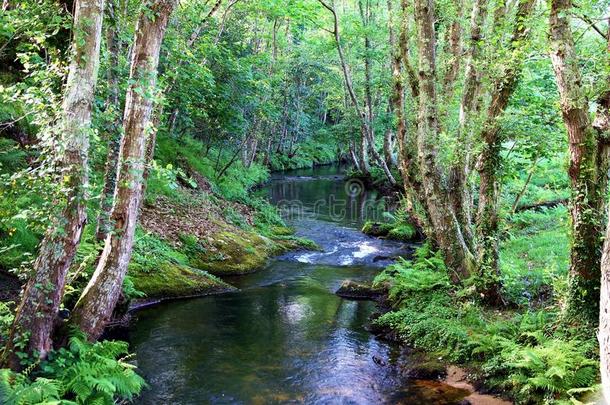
[0,331,145,405]
[373,241,598,404]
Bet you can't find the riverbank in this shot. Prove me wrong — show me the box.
[366,206,600,404]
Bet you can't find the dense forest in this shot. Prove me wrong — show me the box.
[0,0,609,403]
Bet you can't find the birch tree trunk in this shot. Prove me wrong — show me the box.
[2,0,105,369]
[70,0,178,341]
[549,0,606,322]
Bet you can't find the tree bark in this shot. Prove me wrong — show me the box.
[414,0,474,282]
[475,0,535,304]
[2,0,105,369]
[597,20,610,404]
[549,0,606,322]
[96,0,124,241]
[600,223,610,403]
[441,0,463,100]
[447,0,487,249]
[70,0,178,341]
[383,128,396,167]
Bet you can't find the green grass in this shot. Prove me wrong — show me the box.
[500,206,569,305]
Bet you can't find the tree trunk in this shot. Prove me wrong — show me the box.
[70,0,178,341]
[2,0,105,369]
[96,0,124,241]
[349,140,361,171]
[549,0,606,322]
[413,0,474,282]
[383,128,396,167]
[393,0,426,225]
[447,0,487,249]
[441,0,463,100]
[600,226,610,403]
[475,0,535,304]
[596,21,610,403]
[319,0,371,176]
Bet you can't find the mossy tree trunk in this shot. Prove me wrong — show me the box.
[2,0,105,370]
[549,0,607,322]
[404,0,535,295]
[96,0,125,241]
[413,0,475,282]
[475,0,535,304]
[597,18,610,404]
[447,0,486,249]
[70,0,178,341]
[601,215,610,404]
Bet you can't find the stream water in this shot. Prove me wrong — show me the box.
[129,165,467,404]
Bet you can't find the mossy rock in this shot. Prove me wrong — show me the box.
[189,228,275,276]
[405,359,448,380]
[387,223,417,241]
[273,236,321,252]
[129,262,235,299]
[270,225,294,236]
[335,280,383,300]
[362,221,394,237]
[362,221,418,241]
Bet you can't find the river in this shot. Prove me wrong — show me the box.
[129,165,466,404]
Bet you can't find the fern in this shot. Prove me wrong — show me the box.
[1,331,146,405]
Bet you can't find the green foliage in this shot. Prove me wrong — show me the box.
[0,138,27,174]
[0,301,14,344]
[375,242,598,403]
[129,227,190,273]
[387,224,416,241]
[0,331,145,405]
[373,243,449,305]
[500,206,569,305]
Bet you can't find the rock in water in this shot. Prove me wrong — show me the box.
[335,280,382,300]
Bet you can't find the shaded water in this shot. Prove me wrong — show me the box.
[129,165,464,404]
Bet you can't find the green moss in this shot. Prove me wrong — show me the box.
[361,221,393,237]
[362,221,417,241]
[189,228,274,276]
[128,262,234,299]
[387,223,417,241]
[269,225,293,236]
[272,235,321,252]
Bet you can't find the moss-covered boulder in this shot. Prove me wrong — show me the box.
[405,360,448,380]
[129,262,235,299]
[335,280,383,300]
[362,221,418,242]
[362,221,394,237]
[189,227,277,276]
